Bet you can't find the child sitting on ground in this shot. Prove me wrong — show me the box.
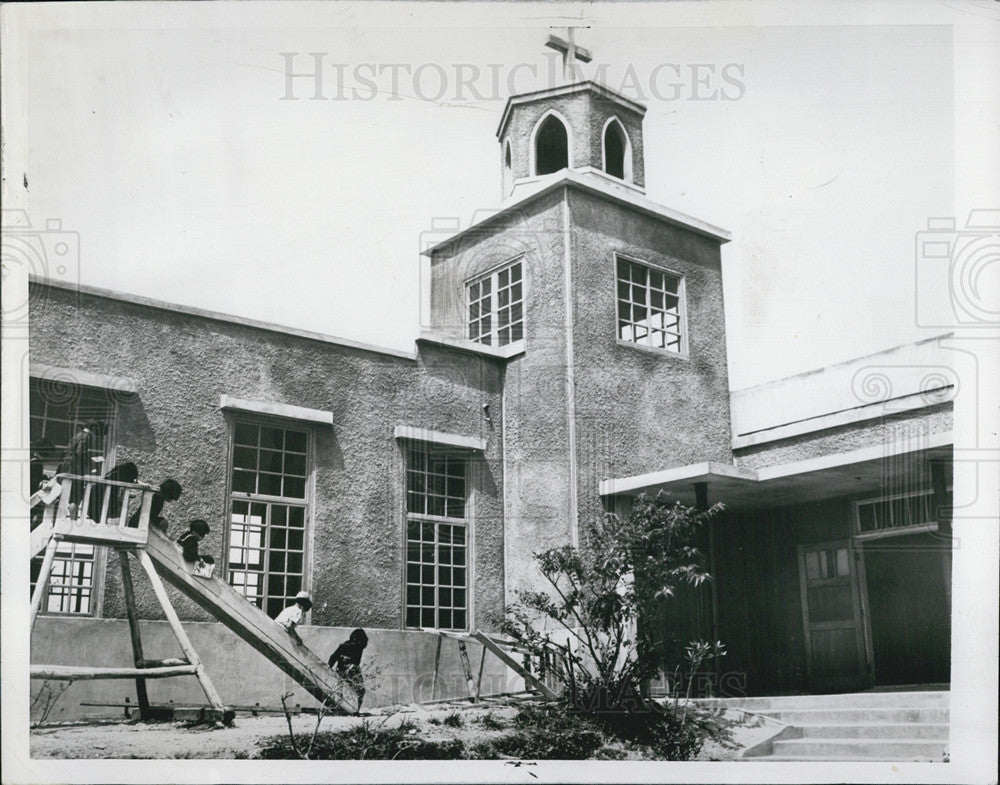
[328,628,369,713]
[274,591,312,646]
[177,519,215,576]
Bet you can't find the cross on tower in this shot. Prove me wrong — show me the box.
[545,27,593,83]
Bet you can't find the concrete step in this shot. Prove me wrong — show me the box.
[798,722,948,740]
[770,738,947,760]
[755,755,946,762]
[757,707,949,724]
[700,690,949,712]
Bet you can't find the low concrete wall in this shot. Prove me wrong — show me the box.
[31,618,525,722]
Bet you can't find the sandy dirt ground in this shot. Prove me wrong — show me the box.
[29,702,777,761]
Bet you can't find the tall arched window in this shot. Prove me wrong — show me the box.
[603,118,630,181]
[534,114,569,175]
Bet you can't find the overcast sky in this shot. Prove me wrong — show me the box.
[4,1,998,389]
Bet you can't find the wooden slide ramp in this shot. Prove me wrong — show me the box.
[143,526,361,714]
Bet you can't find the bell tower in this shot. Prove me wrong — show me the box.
[497,30,646,200]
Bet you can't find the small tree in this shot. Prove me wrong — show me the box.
[503,491,724,714]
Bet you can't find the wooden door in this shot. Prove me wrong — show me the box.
[798,541,870,692]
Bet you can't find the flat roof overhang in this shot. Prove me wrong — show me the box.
[600,433,953,511]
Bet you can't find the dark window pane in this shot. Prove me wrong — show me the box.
[260,427,283,449]
[283,477,306,498]
[407,607,421,627]
[285,430,307,453]
[259,449,283,473]
[258,473,282,496]
[288,507,305,528]
[234,422,258,446]
[233,446,257,471]
[232,470,255,494]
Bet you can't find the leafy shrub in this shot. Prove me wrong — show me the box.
[500,492,736,760]
[258,719,465,760]
[472,705,603,760]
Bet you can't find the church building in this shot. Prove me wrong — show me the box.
[27,51,952,712]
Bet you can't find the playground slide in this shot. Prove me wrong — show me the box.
[142,526,361,714]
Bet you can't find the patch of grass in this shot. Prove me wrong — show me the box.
[442,711,464,728]
[476,712,504,730]
[258,718,465,760]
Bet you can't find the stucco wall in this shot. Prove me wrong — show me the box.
[29,283,506,631]
[567,188,733,538]
[429,191,577,598]
[30,618,524,722]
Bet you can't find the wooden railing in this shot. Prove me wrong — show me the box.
[37,473,156,547]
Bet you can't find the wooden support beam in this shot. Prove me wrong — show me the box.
[137,549,228,716]
[471,630,559,701]
[431,634,443,702]
[32,664,198,681]
[118,550,151,720]
[31,538,58,629]
[457,641,476,699]
[475,644,487,701]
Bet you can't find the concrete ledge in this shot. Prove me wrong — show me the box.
[30,363,138,395]
[599,461,756,497]
[219,395,333,426]
[417,332,524,361]
[394,426,486,452]
[422,169,731,257]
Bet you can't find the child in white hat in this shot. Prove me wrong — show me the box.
[274,591,312,645]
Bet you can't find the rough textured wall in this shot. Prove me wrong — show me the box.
[499,90,645,187]
[734,404,953,470]
[567,188,733,538]
[429,191,577,599]
[29,284,505,631]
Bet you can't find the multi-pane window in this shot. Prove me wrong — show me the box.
[227,420,309,617]
[404,444,468,630]
[616,258,684,353]
[31,543,97,614]
[856,491,935,536]
[468,261,523,347]
[29,378,115,616]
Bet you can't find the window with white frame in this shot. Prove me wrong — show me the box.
[468,260,523,348]
[29,378,116,615]
[616,257,685,353]
[404,443,468,630]
[227,419,310,617]
[855,490,936,537]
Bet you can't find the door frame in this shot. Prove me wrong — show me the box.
[797,539,872,692]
